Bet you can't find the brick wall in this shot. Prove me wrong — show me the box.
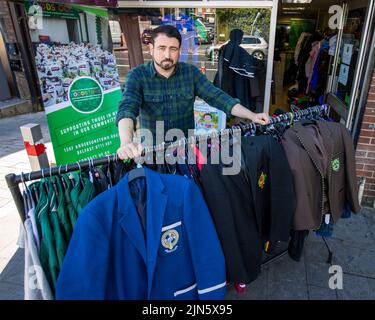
[356,68,375,207]
[0,0,17,43]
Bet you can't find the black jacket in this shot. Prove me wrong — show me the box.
[200,135,296,283]
[213,29,262,111]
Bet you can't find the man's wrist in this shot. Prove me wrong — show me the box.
[247,111,256,122]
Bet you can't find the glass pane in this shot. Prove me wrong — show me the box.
[332,7,366,107]
[114,8,271,115]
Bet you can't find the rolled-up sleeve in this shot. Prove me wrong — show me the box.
[116,69,141,126]
[193,67,239,117]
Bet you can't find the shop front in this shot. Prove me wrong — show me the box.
[273,0,375,136]
[113,0,278,115]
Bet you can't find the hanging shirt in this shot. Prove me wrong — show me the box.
[53,176,73,243]
[47,179,67,269]
[35,181,59,294]
[61,174,78,230]
[20,219,54,300]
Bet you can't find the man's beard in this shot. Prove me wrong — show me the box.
[154,58,176,70]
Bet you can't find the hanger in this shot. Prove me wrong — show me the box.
[76,161,84,188]
[106,155,113,188]
[58,165,67,191]
[128,162,145,183]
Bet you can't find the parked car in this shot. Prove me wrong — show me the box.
[205,35,268,61]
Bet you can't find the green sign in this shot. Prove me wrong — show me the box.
[46,86,122,165]
[25,2,80,19]
[69,77,104,114]
[26,1,123,165]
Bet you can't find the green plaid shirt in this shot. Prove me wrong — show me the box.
[116,62,239,143]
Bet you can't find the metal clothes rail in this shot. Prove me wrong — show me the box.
[5,104,333,264]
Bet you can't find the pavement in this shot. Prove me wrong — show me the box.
[1,112,375,300]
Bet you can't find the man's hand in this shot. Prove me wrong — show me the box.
[117,142,144,160]
[251,112,270,125]
[231,104,270,126]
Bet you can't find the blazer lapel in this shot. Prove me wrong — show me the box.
[117,174,147,263]
[293,123,324,175]
[317,121,334,166]
[144,168,168,299]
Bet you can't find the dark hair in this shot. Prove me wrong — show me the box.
[203,113,212,119]
[150,25,182,47]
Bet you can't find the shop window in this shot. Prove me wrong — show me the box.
[331,8,366,108]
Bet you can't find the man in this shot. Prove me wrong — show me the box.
[116,25,270,160]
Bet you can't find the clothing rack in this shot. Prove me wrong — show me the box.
[5,104,333,265]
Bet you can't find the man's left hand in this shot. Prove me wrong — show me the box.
[252,112,270,125]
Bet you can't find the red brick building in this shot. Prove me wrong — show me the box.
[356,69,375,207]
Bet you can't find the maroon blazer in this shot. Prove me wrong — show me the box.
[282,121,361,230]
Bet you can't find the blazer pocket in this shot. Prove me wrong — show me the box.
[174,283,198,300]
[158,221,183,256]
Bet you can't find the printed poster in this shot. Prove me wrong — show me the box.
[194,100,226,135]
[338,63,349,86]
[26,2,122,165]
[342,43,353,65]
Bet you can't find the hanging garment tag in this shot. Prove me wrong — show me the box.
[325,214,330,225]
[89,171,94,183]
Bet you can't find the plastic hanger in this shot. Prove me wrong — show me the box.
[128,163,145,182]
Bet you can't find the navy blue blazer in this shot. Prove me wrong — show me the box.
[55,167,226,300]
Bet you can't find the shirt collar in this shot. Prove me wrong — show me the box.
[149,61,180,78]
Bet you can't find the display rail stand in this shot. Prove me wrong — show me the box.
[6,105,333,274]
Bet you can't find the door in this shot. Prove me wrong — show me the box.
[326,0,374,128]
[0,31,11,101]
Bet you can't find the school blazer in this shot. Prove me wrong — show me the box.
[200,135,296,283]
[282,121,361,230]
[55,167,226,300]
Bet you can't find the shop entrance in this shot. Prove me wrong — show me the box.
[0,20,15,101]
[272,0,374,129]
[112,1,278,114]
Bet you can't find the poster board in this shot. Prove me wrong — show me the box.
[194,100,226,135]
[26,2,122,165]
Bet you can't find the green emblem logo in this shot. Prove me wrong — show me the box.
[332,158,340,172]
[69,76,103,114]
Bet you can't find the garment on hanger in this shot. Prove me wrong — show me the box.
[19,219,54,300]
[199,135,296,284]
[47,179,67,269]
[213,29,260,111]
[282,120,361,231]
[35,180,59,294]
[56,167,226,300]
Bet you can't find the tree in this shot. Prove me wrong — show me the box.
[216,9,271,42]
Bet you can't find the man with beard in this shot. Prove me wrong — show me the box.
[116,25,270,160]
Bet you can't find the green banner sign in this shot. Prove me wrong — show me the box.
[25,2,80,19]
[46,84,122,164]
[26,2,123,165]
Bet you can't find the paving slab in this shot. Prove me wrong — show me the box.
[226,266,269,300]
[0,249,24,286]
[267,254,308,300]
[308,285,338,300]
[361,208,375,243]
[329,238,375,278]
[0,281,24,300]
[337,274,375,300]
[331,213,374,248]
